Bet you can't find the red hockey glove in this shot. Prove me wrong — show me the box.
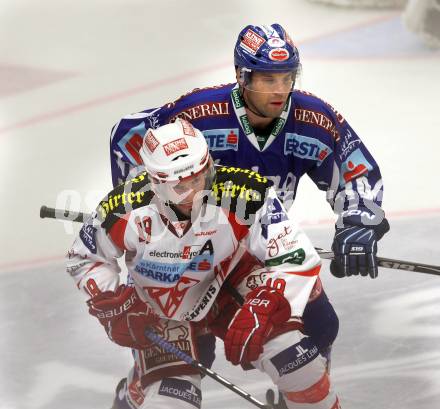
[224,287,291,365]
[87,285,160,349]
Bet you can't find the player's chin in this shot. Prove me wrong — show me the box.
[176,201,194,214]
[265,104,285,117]
[178,202,192,210]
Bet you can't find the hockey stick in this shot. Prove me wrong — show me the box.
[40,205,88,223]
[144,329,274,409]
[313,248,440,276]
[40,205,440,277]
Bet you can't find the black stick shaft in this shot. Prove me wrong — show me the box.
[314,248,440,276]
[40,205,89,223]
[145,329,272,409]
[40,205,440,276]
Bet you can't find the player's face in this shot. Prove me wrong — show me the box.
[171,162,213,216]
[243,71,293,118]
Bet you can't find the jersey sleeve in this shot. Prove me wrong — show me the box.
[66,171,155,298]
[66,212,125,299]
[305,101,386,230]
[245,187,322,317]
[67,171,154,298]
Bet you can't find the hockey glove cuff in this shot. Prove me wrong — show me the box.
[87,285,160,349]
[224,287,291,365]
[331,217,390,279]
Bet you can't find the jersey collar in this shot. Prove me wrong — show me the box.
[230,84,291,152]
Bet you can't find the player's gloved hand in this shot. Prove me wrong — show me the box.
[331,222,389,279]
[224,287,291,365]
[87,285,160,349]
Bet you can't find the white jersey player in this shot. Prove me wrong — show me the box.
[67,119,341,408]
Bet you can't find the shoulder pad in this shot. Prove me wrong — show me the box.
[210,166,273,222]
[167,84,234,123]
[293,89,346,126]
[168,83,234,106]
[97,172,154,231]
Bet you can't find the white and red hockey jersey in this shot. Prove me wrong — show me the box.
[67,166,321,321]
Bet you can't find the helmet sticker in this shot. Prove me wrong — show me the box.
[144,130,160,153]
[260,25,277,38]
[180,119,196,137]
[240,29,265,55]
[269,48,289,61]
[163,138,189,156]
[267,37,286,48]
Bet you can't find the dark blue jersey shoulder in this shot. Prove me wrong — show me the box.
[169,83,235,106]
[291,90,346,143]
[167,83,235,123]
[98,172,154,232]
[210,166,273,221]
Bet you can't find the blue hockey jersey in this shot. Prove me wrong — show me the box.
[109,83,384,224]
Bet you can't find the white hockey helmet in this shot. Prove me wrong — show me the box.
[140,119,214,204]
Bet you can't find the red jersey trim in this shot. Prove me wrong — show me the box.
[108,215,130,250]
[226,210,249,241]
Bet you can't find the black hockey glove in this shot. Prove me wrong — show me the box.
[330,217,390,279]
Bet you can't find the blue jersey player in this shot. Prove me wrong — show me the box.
[109,23,389,408]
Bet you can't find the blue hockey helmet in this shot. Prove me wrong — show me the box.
[234,24,300,73]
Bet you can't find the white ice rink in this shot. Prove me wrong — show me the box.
[0,1,439,408]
